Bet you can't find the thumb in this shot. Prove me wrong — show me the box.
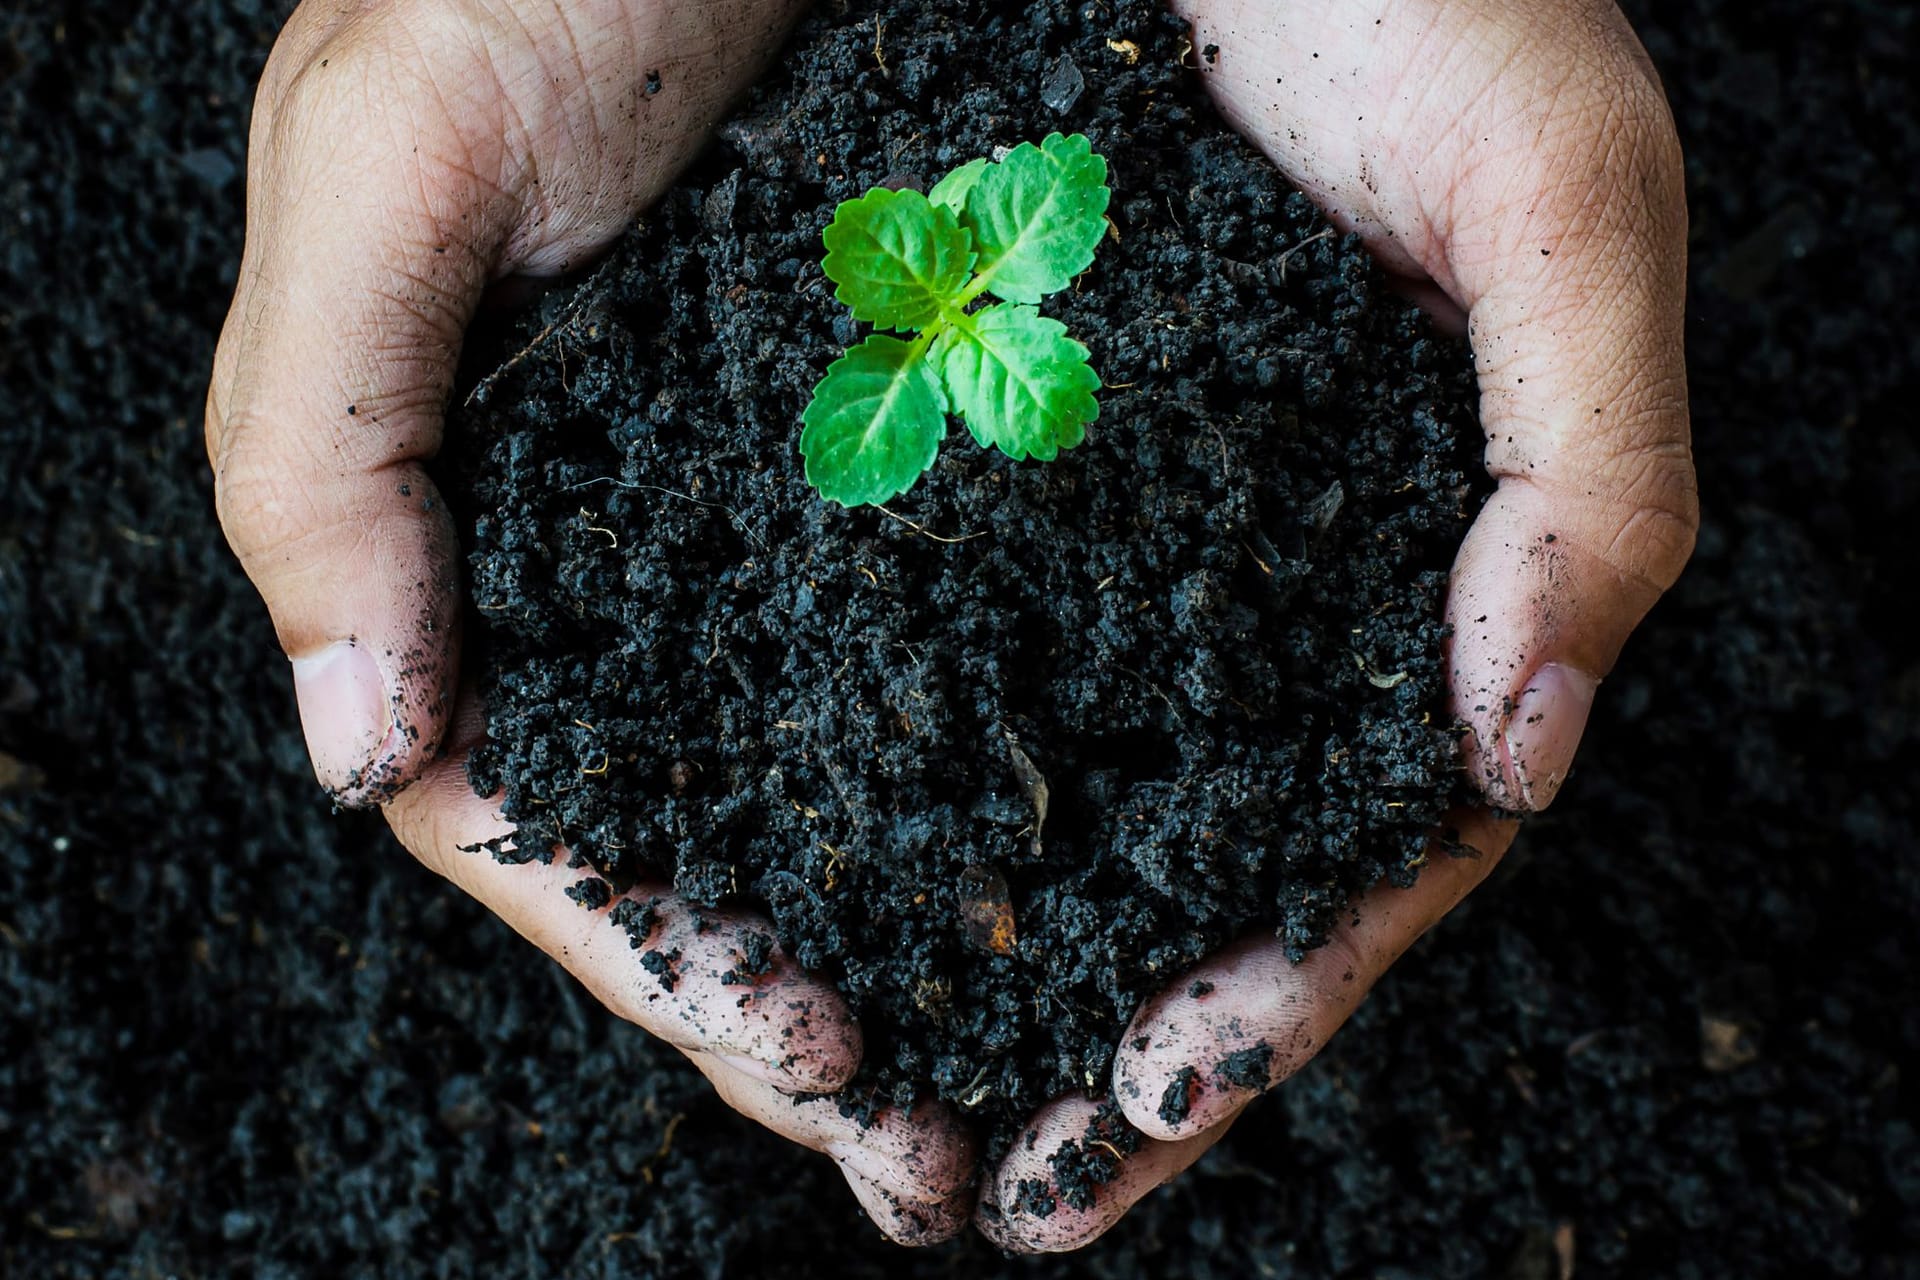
[1176,0,1699,811]
[1441,51,1698,812]
[205,160,483,794]
[205,40,505,804]
[208,2,805,805]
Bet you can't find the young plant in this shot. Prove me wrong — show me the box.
[800,133,1112,507]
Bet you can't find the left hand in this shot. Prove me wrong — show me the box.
[977,0,1697,1250]
[204,0,974,1245]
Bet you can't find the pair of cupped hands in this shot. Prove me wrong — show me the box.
[204,0,1696,1252]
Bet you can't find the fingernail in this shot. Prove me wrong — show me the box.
[291,639,395,800]
[1504,662,1599,811]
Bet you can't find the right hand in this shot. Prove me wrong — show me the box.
[204,0,974,1244]
[976,0,1696,1251]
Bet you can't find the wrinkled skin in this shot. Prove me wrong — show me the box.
[205,0,1694,1251]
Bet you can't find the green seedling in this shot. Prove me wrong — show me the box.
[800,133,1112,507]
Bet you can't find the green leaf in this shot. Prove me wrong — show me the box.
[962,133,1111,305]
[821,187,975,331]
[934,303,1100,462]
[801,335,948,506]
[928,157,989,214]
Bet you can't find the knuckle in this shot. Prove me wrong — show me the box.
[255,3,503,176]
[255,6,376,131]
[1610,497,1698,593]
[1589,422,1699,589]
[1538,424,1699,596]
[211,416,369,579]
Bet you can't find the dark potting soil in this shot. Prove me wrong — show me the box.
[446,0,1480,1147]
[4,0,1918,1277]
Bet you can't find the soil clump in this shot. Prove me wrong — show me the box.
[449,0,1480,1150]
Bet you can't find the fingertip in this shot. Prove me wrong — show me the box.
[222,454,463,810]
[1114,1031,1267,1143]
[669,948,863,1094]
[977,1097,1214,1253]
[713,982,863,1095]
[1112,941,1290,1140]
[834,1154,974,1246]
[1498,660,1599,812]
[756,949,866,1093]
[690,1055,977,1239]
[1117,1062,1260,1145]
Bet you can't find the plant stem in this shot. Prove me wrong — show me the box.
[908,303,977,366]
[954,273,994,309]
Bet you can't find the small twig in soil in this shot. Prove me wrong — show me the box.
[637,1111,686,1186]
[875,505,986,544]
[27,1212,100,1241]
[465,293,596,406]
[957,1062,993,1108]
[886,130,925,170]
[578,509,619,548]
[1118,666,1187,724]
[1277,226,1336,284]
[566,477,764,550]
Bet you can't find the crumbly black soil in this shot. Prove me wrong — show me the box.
[4,0,1918,1277]
[446,0,1480,1147]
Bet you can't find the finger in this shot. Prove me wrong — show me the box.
[685,1052,977,1247]
[384,745,859,1093]
[975,1096,1221,1253]
[1113,808,1517,1141]
[204,17,513,804]
[1177,0,1699,810]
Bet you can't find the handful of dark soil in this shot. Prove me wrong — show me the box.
[447,0,1481,1149]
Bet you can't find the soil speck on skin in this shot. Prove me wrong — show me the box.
[1213,1042,1274,1090]
[723,929,778,986]
[565,876,613,911]
[641,948,683,992]
[1158,1065,1199,1127]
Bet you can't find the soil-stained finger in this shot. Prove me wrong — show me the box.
[1113,808,1518,1140]
[384,756,860,1092]
[686,1052,978,1247]
[975,1095,1219,1253]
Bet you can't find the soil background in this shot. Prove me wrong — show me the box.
[3,1,1916,1278]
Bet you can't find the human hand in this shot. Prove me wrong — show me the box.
[203,0,972,1244]
[977,0,1697,1250]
